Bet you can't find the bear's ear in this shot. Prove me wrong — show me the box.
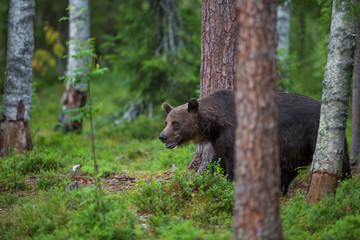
[162,102,173,115]
[187,98,199,114]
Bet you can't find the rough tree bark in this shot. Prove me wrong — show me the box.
[0,0,35,157]
[350,14,360,176]
[306,0,356,204]
[188,0,237,172]
[233,1,282,239]
[58,0,90,132]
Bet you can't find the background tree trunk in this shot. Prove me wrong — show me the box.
[0,0,35,157]
[188,0,237,172]
[277,0,291,60]
[306,0,356,204]
[350,14,360,176]
[58,0,90,132]
[115,0,186,125]
[277,0,291,90]
[233,1,282,239]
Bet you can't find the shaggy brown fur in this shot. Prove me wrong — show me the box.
[159,90,351,195]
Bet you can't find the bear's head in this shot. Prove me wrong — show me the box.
[159,98,201,149]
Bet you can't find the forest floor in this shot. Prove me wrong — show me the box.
[0,166,308,214]
[0,170,171,210]
[1,79,359,239]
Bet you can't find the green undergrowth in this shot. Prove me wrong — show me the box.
[0,167,234,239]
[131,165,234,227]
[1,186,139,240]
[2,161,360,239]
[282,177,360,240]
[0,133,195,208]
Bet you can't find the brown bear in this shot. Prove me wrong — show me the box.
[159,90,351,194]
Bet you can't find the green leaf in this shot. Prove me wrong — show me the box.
[66,40,79,46]
[89,68,109,77]
[59,17,69,22]
[76,7,86,16]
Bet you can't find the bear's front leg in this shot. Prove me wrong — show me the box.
[216,128,235,181]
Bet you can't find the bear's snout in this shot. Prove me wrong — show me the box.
[159,134,167,143]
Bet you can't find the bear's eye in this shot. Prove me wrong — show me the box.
[172,121,180,129]
[164,121,167,127]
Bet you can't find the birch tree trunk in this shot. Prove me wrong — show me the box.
[188,0,237,172]
[58,0,90,132]
[234,0,282,239]
[276,0,290,61]
[306,0,356,204]
[350,14,360,176]
[277,0,291,87]
[0,0,35,157]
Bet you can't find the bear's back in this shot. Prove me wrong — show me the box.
[199,90,236,125]
[277,93,321,170]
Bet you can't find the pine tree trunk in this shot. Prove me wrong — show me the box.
[0,0,35,157]
[306,0,356,204]
[188,0,237,172]
[350,14,360,176]
[233,1,282,239]
[58,0,90,132]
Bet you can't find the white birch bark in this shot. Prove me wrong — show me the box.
[66,0,90,91]
[0,0,35,156]
[58,0,90,131]
[311,0,355,175]
[276,0,290,61]
[2,0,35,122]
